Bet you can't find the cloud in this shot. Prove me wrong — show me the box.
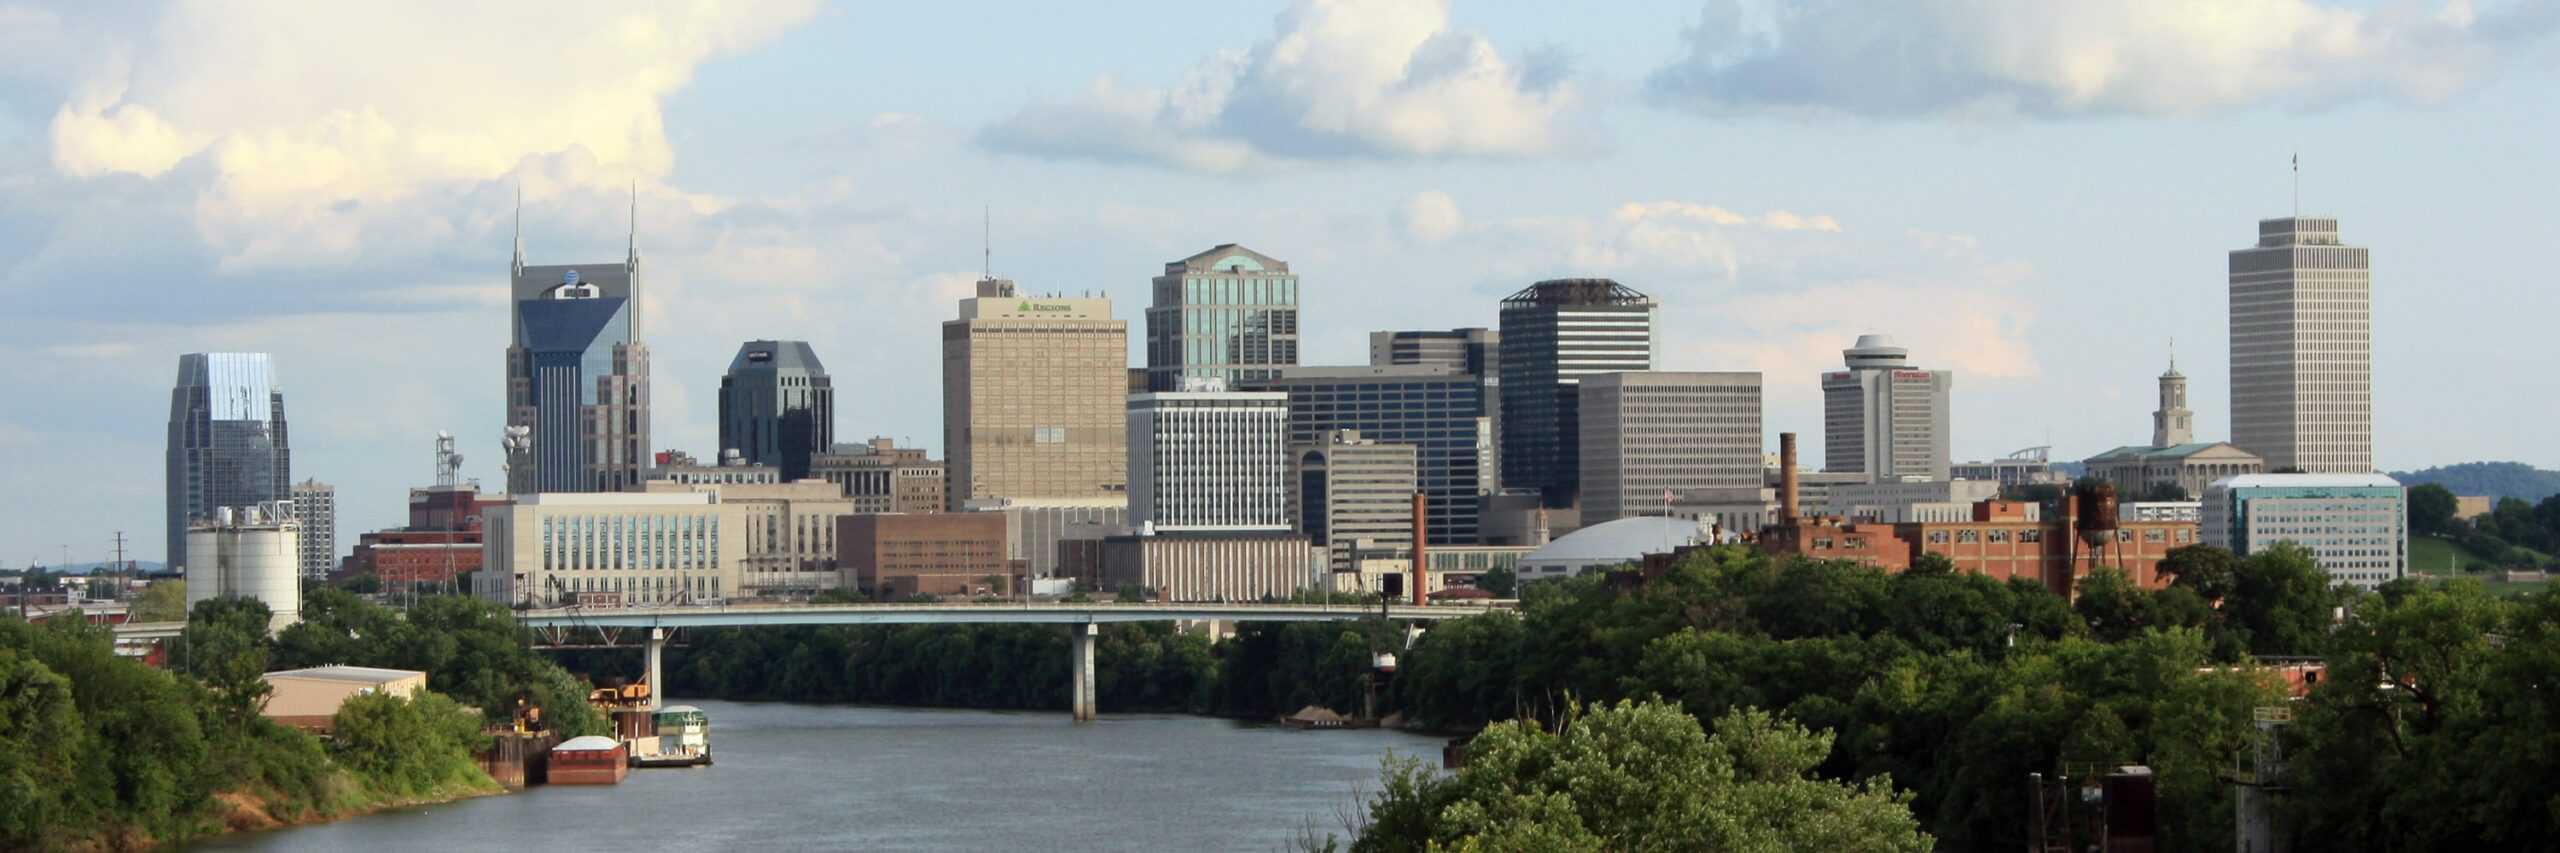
[980,0,1578,171]
[1649,0,2551,117]
[1393,190,1464,243]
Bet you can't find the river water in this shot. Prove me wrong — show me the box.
[193,700,1444,852]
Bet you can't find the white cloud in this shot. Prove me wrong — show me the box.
[1649,0,2548,117]
[981,0,1578,171]
[1393,190,1464,243]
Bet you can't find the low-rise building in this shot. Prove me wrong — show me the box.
[1100,530,1316,601]
[1817,479,2009,523]
[2124,501,2203,523]
[476,493,747,607]
[2201,473,2407,590]
[1291,431,1419,572]
[646,450,782,485]
[643,479,850,595]
[261,666,426,733]
[1760,497,2195,594]
[963,497,1129,579]
[811,438,945,514]
[837,513,1011,598]
[2084,442,2265,501]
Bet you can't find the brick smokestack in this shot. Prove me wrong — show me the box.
[1411,492,1428,606]
[1779,432,1800,524]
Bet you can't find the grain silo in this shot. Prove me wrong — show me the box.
[186,502,302,633]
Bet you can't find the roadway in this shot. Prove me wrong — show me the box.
[513,600,1492,630]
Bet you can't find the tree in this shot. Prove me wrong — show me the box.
[2159,544,2238,602]
[1347,699,1931,852]
[181,597,275,730]
[0,649,85,848]
[2222,544,2341,657]
[130,580,188,622]
[1475,566,1518,599]
[2136,481,2192,502]
[2073,568,2150,643]
[329,691,495,798]
[2406,483,2459,537]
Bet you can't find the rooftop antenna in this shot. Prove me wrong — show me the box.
[2291,151,2299,218]
[511,182,525,276]
[983,204,992,280]
[2169,336,2176,372]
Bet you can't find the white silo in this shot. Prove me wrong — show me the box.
[185,502,302,633]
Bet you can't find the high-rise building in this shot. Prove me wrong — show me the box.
[505,203,650,493]
[2153,354,2193,447]
[1820,335,1952,483]
[167,352,290,568]
[1145,244,1299,391]
[943,277,1128,508]
[2202,473,2406,589]
[2229,216,2373,473]
[1126,388,1290,532]
[718,340,833,482]
[288,479,336,580]
[1292,430,1419,571]
[1244,365,1492,544]
[1369,327,1500,491]
[1577,372,1763,524]
[1498,279,1656,506]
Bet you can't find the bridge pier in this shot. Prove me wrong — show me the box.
[646,627,665,711]
[1070,623,1097,722]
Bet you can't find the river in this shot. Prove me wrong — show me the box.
[193,700,1445,852]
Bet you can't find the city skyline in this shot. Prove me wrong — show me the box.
[6,1,2558,561]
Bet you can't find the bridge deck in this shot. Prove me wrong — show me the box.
[514,602,1493,629]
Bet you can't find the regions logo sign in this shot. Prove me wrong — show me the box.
[1015,301,1078,313]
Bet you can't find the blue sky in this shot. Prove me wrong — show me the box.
[1,0,2554,564]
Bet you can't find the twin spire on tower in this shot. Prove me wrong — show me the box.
[508,180,640,275]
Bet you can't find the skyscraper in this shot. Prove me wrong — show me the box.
[1497,279,1655,506]
[719,340,834,481]
[167,353,291,567]
[289,479,336,580]
[2229,216,2372,473]
[1370,327,1500,490]
[943,277,1127,508]
[1820,335,1952,483]
[1292,430,1419,572]
[1577,372,1763,524]
[1126,388,1290,532]
[504,200,650,493]
[1244,365,1491,544]
[1145,244,1299,391]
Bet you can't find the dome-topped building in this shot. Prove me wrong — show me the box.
[1517,516,1710,580]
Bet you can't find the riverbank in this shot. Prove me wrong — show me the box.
[69,774,504,851]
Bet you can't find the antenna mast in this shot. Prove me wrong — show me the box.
[983,204,992,280]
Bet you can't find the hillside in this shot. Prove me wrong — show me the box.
[2390,462,2560,503]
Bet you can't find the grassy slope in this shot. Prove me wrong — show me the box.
[2409,535,2550,596]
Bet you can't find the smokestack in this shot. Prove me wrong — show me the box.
[1411,493,1428,606]
[1779,432,1800,524]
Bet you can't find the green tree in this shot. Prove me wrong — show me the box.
[181,597,276,731]
[129,580,188,622]
[0,649,85,848]
[1348,699,1931,852]
[1474,566,1518,599]
[2136,481,2192,502]
[2159,544,2239,602]
[2073,567,2150,643]
[2223,544,2342,657]
[329,691,495,799]
[2405,483,2458,537]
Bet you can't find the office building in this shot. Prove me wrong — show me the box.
[1245,365,1492,544]
[1818,479,2009,523]
[2202,473,2406,590]
[718,340,834,481]
[1100,532,1317,602]
[504,207,650,493]
[346,485,499,588]
[1577,372,1762,524]
[812,438,945,514]
[185,503,302,633]
[2230,216,2373,474]
[1127,388,1291,532]
[287,480,336,581]
[1820,335,1952,482]
[943,277,1127,508]
[475,493,747,607]
[961,497,1127,579]
[1766,498,2195,595]
[1952,449,2067,490]
[1145,244,1300,391]
[167,352,291,568]
[1498,279,1655,505]
[837,513,1010,598]
[644,479,852,595]
[645,450,779,485]
[1292,431,1419,571]
[1369,327,1500,490]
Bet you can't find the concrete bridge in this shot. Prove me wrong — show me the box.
[514,602,1490,721]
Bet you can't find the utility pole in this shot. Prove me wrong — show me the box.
[111,531,127,599]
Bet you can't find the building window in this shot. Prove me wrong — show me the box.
[1957,530,1979,544]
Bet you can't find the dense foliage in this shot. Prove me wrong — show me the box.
[328,691,494,799]
[273,589,607,737]
[1346,700,1932,852]
[0,601,504,850]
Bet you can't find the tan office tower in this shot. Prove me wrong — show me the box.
[2229,216,2372,474]
[943,278,1129,508]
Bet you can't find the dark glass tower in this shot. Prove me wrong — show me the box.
[166,352,290,567]
[1497,279,1654,507]
[719,340,834,481]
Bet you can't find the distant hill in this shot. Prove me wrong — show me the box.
[2390,462,2560,504]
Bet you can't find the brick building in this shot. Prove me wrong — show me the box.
[837,513,1012,598]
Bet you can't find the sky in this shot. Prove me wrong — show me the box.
[2,0,2555,565]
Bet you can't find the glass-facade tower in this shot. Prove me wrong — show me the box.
[505,222,651,494]
[166,352,291,567]
[1497,279,1655,507]
[719,340,834,482]
[1245,365,1491,544]
[1146,244,1299,391]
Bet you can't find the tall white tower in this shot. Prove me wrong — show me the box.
[2229,216,2372,473]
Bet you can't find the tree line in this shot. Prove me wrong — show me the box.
[2409,481,2560,568]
